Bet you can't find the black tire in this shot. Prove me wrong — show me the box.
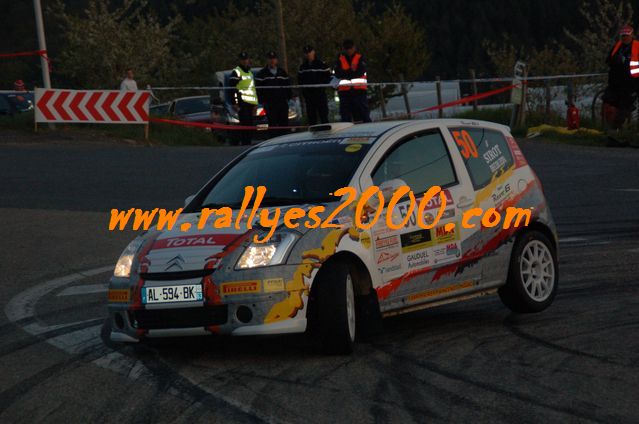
[499,230,558,313]
[313,260,356,354]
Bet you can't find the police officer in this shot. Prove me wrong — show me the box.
[229,52,258,145]
[255,51,292,134]
[298,45,331,125]
[333,39,371,123]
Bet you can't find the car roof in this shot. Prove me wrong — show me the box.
[172,95,209,102]
[259,119,511,146]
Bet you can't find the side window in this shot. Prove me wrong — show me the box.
[372,131,457,194]
[449,127,514,190]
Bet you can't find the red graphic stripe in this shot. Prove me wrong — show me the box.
[117,92,136,121]
[68,92,87,121]
[36,90,55,120]
[53,91,72,121]
[85,92,104,121]
[101,92,120,121]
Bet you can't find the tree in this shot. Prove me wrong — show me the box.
[564,0,634,72]
[50,0,181,88]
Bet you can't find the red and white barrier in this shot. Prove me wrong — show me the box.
[35,88,150,124]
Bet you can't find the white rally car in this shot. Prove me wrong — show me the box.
[108,120,558,353]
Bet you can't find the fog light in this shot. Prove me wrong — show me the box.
[236,306,253,324]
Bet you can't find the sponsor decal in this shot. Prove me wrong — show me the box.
[378,263,402,274]
[407,280,474,302]
[375,235,400,251]
[406,250,430,269]
[506,136,527,168]
[491,183,512,207]
[433,222,459,244]
[360,232,371,249]
[430,242,461,264]
[377,251,400,265]
[345,144,362,153]
[397,192,454,229]
[263,278,285,293]
[401,229,432,253]
[108,289,130,302]
[220,280,261,295]
[152,234,237,249]
[341,136,374,144]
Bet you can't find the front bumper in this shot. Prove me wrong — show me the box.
[108,266,310,342]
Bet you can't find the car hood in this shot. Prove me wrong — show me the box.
[140,204,334,274]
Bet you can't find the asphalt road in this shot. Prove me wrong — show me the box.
[0,134,638,423]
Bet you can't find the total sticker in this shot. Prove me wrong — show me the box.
[345,144,362,153]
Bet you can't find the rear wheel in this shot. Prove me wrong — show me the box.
[314,260,356,354]
[499,230,558,313]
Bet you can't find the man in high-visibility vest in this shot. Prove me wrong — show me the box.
[603,25,639,130]
[229,52,258,145]
[333,39,371,123]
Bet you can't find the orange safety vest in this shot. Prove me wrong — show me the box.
[610,39,639,78]
[338,53,367,91]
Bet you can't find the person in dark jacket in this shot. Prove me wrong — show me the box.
[255,51,292,134]
[333,39,371,123]
[298,45,331,125]
[228,52,258,145]
[603,25,639,131]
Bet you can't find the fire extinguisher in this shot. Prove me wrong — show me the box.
[567,103,580,130]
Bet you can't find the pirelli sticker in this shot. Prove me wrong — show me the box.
[220,280,261,296]
[108,289,130,303]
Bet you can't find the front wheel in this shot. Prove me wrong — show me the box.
[499,230,558,313]
[314,260,356,354]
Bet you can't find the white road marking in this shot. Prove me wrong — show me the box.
[628,248,639,253]
[560,237,587,243]
[612,189,639,192]
[57,283,108,297]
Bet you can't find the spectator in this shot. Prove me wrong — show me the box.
[255,51,292,135]
[333,39,371,123]
[229,52,258,145]
[298,45,331,125]
[120,68,138,91]
[603,25,639,130]
[13,80,26,92]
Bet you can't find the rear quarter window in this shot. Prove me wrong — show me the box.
[449,127,514,190]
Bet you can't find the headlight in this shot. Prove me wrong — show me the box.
[113,238,145,278]
[236,232,297,269]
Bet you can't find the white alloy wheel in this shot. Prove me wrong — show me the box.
[345,274,356,342]
[520,240,555,302]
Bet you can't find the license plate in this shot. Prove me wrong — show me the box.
[142,284,202,304]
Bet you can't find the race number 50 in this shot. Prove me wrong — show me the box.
[452,130,478,159]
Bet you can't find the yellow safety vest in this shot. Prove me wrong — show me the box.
[233,66,258,105]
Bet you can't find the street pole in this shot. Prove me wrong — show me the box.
[33,0,51,89]
[274,0,288,73]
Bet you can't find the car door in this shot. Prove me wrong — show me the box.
[445,124,518,289]
[358,125,483,307]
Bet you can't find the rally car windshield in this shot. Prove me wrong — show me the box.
[199,138,373,207]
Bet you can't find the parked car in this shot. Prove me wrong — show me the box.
[165,96,213,122]
[149,102,170,117]
[108,119,558,354]
[0,91,34,115]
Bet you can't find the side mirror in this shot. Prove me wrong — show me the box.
[184,194,195,207]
